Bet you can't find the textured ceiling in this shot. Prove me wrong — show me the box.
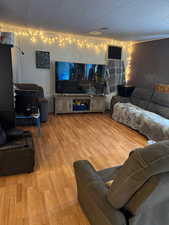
[0,0,169,40]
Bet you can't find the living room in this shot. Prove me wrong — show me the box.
[0,1,169,225]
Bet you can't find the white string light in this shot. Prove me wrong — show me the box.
[0,22,134,79]
[125,43,134,83]
[0,22,132,50]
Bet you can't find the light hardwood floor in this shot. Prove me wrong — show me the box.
[0,114,147,225]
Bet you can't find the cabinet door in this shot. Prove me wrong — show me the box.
[55,97,72,114]
[91,97,105,112]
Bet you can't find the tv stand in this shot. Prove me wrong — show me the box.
[54,94,105,114]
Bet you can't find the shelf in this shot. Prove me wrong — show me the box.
[54,94,105,114]
[73,99,90,112]
[71,110,90,113]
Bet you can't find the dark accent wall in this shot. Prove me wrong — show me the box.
[128,38,169,89]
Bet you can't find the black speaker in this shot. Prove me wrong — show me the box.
[108,46,122,60]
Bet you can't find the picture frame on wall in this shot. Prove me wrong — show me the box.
[35,51,50,69]
[0,32,14,46]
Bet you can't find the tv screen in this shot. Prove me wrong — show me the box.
[55,61,106,94]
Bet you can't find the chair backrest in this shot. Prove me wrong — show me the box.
[130,87,169,120]
[130,87,153,109]
[147,91,169,119]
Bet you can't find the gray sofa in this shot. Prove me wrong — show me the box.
[111,87,169,141]
[74,141,169,225]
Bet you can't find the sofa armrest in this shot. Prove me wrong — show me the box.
[74,160,126,225]
[111,96,130,113]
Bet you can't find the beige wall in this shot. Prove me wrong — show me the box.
[12,35,127,111]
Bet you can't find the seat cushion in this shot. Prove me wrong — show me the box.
[107,141,169,209]
[131,88,153,109]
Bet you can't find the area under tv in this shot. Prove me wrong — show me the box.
[54,93,105,114]
[73,99,90,112]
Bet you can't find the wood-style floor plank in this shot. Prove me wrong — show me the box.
[0,113,147,225]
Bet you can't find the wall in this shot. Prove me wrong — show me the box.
[128,38,169,89]
[12,35,127,112]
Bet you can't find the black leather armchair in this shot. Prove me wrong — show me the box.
[0,128,35,176]
[15,83,48,123]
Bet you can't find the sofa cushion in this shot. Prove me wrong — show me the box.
[148,102,169,119]
[147,92,169,119]
[131,88,153,109]
[107,141,169,209]
[152,91,169,106]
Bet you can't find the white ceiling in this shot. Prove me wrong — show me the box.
[1,0,169,41]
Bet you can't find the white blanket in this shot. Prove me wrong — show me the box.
[113,102,169,141]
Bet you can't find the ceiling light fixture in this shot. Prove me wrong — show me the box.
[99,27,109,31]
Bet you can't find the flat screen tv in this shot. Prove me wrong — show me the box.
[55,61,106,94]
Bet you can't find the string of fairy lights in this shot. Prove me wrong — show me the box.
[0,22,134,80]
[125,45,134,82]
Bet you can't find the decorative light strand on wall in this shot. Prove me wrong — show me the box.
[0,22,132,52]
[0,22,134,81]
[125,43,134,83]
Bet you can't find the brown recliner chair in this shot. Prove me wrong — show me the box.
[74,141,169,225]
